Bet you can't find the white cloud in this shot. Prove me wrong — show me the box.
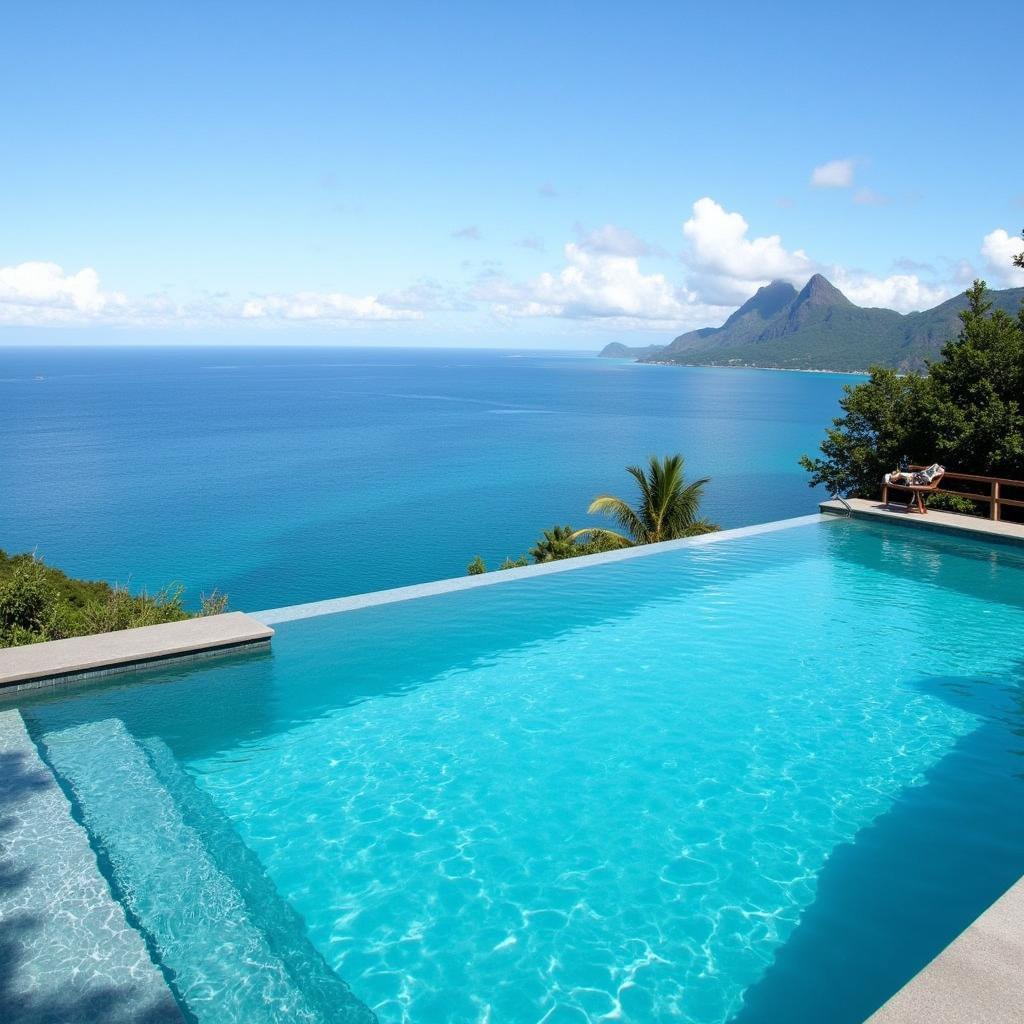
[240,292,422,321]
[678,197,961,312]
[515,235,545,251]
[8,213,1014,337]
[829,271,950,311]
[479,197,984,325]
[0,260,426,327]
[378,278,471,312]
[681,197,815,304]
[452,225,481,240]
[0,261,128,324]
[810,158,855,188]
[474,242,722,328]
[852,187,890,206]
[576,223,654,258]
[981,228,1024,286]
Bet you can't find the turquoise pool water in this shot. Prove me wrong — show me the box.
[17,517,1024,1023]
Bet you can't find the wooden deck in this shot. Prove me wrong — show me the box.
[820,498,1024,545]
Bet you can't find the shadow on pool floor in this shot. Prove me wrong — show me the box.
[730,667,1024,1024]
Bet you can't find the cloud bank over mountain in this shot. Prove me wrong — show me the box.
[1,199,1019,334]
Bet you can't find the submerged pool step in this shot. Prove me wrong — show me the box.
[42,719,376,1024]
[0,710,182,1024]
[142,736,375,1024]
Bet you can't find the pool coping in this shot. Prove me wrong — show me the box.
[0,612,273,695]
[865,875,1024,1023]
[253,513,831,624]
[821,498,1024,547]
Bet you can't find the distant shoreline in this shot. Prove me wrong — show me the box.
[618,358,869,376]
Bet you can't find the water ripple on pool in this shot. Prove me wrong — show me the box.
[186,523,1012,1023]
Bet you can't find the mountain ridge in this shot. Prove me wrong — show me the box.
[599,278,1024,372]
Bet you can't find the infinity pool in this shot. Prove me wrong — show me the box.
[17,516,1024,1023]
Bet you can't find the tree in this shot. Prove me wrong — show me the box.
[530,525,579,563]
[1014,228,1023,270]
[800,280,1024,495]
[798,368,932,495]
[527,524,621,563]
[573,454,718,548]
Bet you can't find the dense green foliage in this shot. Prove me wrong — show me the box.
[800,280,1024,497]
[465,526,619,575]
[528,524,621,562]
[573,454,719,547]
[498,555,530,570]
[926,492,981,516]
[0,550,227,648]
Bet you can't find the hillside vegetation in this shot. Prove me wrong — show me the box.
[0,550,227,648]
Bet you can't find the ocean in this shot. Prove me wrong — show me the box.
[0,346,855,611]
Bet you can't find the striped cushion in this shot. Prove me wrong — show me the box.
[910,463,944,485]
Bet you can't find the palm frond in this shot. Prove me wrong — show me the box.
[665,476,710,532]
[582,454,718,548]
[587,495,646,542]
[570,527,633,548]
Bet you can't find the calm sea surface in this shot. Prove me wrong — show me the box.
[0,347,855,610]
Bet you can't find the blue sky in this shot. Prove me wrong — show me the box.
[2,0,1022,347]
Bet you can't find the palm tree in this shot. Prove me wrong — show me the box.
[573,454,717,548]
[530,524,577,563]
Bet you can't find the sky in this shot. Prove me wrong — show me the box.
[2,0,1022,348]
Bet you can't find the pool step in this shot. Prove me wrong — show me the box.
[0,710,182,1023]
[142,735,375,1023]
[42,719,376,1024]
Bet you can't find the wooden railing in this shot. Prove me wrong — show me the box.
[882,467,1024,522]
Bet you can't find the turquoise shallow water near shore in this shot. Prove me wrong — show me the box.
[0,346,853,610]
[19,518,1024,1023]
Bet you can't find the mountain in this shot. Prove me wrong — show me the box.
[663,280,799,356]
[597,341,666,359]
[598,277,1024,372]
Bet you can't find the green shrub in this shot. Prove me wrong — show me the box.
[498,555,529,570]
[466,556,487,575]
[926,492,982,516]
[0,557,56,640]
[200,590,229,616]
[80,584,191,634]
[0,550,227,649]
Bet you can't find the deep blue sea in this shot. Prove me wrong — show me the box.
[0,347,854,610]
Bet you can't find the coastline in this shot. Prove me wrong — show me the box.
[609,356,869,376]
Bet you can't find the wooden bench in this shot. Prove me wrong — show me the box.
[882,470,945,514]
[881,467,1024,521]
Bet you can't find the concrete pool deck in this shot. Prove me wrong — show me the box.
[866,876,1024,1023]
[821,497,1024,544]
[0,612,273,695]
